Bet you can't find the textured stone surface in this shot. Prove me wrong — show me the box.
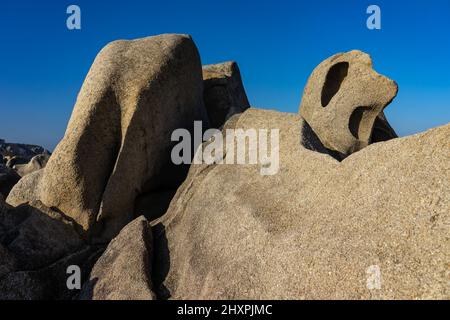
[7,169,43,208]
[299,50,398,157]
[153,109,449,300]
[79,216,155,300]
[203,61,250,128]
[1,42,447,301]
[7,34,209,241]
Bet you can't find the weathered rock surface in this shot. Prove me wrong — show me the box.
[299,50,398,157]
[203,61,250,128]
[14,154,50,177]
[2,42,447,301]
[153,109,449,300]
[6,169,43,208]
[79,216,155,300]
[7,34,209,241]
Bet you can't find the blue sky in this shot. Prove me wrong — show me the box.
[1,0,449,150]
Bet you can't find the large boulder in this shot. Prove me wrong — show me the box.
[153,108,449,299]
[6,169,43,208]
[14,153,50,177]
[7,34,209,241]
[203,61,250,128]
[299,50,398,157]
[79,216,155,300]
[202,61,250,128]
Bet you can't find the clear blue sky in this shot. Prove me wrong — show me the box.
[1,0,449,150]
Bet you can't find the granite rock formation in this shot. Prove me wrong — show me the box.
[1,36,448,300]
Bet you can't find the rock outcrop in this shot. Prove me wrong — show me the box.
[202,61,250,128]
[0,140,50,195]
[7,34,209,241]
[7,169,43,209]
[153,109,449,299]
[79,216,155,300]
[14,154,50,177]
[299,50,398,157]
[1,37,448,301]
[0,140,50,164]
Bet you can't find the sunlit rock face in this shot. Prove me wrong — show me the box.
[299,50,398,158]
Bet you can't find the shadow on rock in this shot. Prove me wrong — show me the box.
[151,223,171,300]
[0,199,104,300]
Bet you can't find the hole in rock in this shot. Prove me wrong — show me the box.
[321,62,349,107]
[349,106,374,141]
[371,116,398,143]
